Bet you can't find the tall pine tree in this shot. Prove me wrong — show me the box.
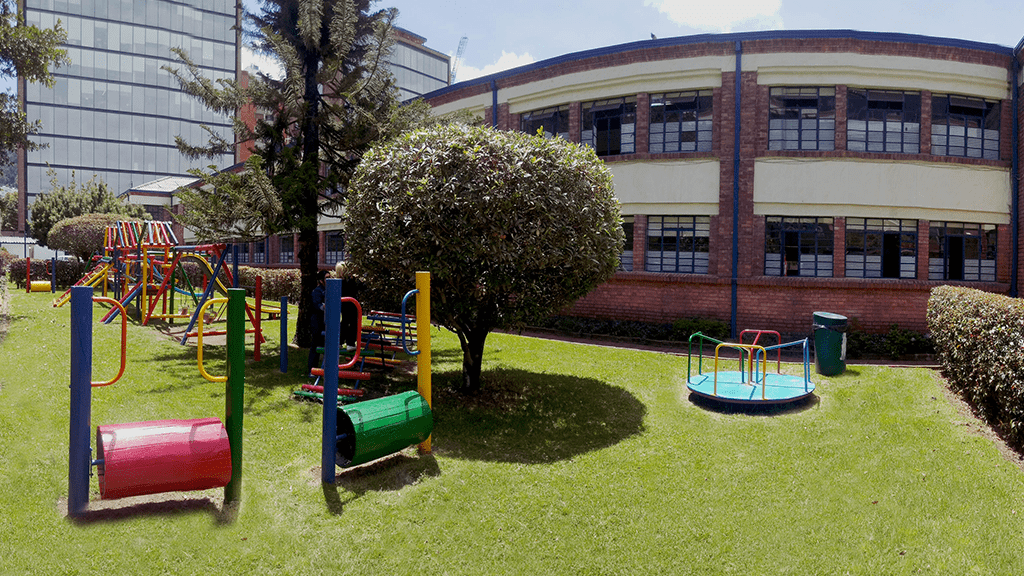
[167,0,416,346]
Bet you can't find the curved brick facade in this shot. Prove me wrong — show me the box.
[424,31,1024,335]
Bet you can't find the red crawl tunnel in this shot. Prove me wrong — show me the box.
[96,418,232,500]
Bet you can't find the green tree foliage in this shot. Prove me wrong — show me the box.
[0,0,69,166]
[346,124,625,391]
[48,213,129,262]
[0,188,16,231]
[166,0,421,346]
[29,171,149,247]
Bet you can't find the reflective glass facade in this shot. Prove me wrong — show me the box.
[20,0,238,207]
[389,41,448,101]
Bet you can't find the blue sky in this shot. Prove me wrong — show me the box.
[4,1,1024,96]
[373,0,1024,82]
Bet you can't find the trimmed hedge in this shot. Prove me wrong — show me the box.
[8,258,87,290]
[927,286,1024,449]
[534,315,730,343]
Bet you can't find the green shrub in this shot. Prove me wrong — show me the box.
[927,286,1024,450]
[844,322,933,360]
[0,247,15,274]
[536,315,729,343]
[671,317,730,342]
[8,258,86,290]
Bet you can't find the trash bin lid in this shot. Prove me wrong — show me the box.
[812,311,847,325]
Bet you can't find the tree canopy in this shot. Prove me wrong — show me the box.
[345,124,624,391]
[0,0,68,166]
[166,0,420,347]
[48,213,131,262]
[0,188,15,231]
[29,171,149,247]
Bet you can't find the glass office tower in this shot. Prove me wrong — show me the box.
[389,27,449,102]
[17,0,238,230]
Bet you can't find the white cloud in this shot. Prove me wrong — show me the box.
[455,51,536,83]
[645,0,783,33]
[242,47,284,80]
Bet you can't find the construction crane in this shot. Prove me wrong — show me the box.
[451,36,468,84]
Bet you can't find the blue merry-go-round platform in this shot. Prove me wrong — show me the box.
[686,330,816,405]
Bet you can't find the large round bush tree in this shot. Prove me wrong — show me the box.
[345,124,624,391]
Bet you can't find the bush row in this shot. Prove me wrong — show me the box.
[533,315,731,343]
[845,323,934,360]
[927,286,1024,450]
[7,258,87,290]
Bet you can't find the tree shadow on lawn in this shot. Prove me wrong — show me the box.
[430,367,647,464]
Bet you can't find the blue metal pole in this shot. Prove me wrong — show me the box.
[50,255,56,293]
[321,279,341,483]
[279,296,288,373]
[232,244,239,288]
[68,287,93,516]
[730,40,742,339]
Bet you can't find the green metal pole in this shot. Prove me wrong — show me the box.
[224,288,245,505]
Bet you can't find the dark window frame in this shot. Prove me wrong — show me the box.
[645,215,710,274]
[768,87,836,151]
[928,222,997,282]
[279,235,294,264]
[847,89,921,154]
[582,96,637,156]
[764,216,834,277]
[619,216,634,272]
[521,105,570,140]
[930,94,1000,160]
[325,231,346,265]
[649,90,713,154]
[845,218,917,279]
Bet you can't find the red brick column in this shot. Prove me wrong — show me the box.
[835,85,847,151]
[920,90,932,155]
[832,217,846,277]
[917,220,931,280]
[633,215,647,272]
[997,223,1011,283]
[569,101,581,144]
[636,93,649,154]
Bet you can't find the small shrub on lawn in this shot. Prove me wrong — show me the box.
[8,258,86,290]
[928,285,1024,450]
[0,248,16,274]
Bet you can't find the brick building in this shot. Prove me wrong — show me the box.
[421,30,1024,335]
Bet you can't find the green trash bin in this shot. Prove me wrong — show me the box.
[336,390,433,468]
[812,312,847,376]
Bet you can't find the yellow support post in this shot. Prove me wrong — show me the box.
[416,271,432,454]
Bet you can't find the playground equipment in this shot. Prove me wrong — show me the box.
[25,256,56,293]
[320,273,433,481]
[686,329,815,405]
[55,221,277,357]
[67,285,246,517]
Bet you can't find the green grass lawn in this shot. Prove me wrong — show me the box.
[2,283,1023,575]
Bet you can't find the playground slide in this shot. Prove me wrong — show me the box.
[53,262,112,308]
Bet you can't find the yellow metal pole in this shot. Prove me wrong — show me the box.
[416,271,432,454]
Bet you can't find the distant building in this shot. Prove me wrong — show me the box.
[390,27,450,101]
[15,0,240,233]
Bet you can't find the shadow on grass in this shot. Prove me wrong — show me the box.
[66,494,234,525]
[321,453,441,515]
[431,367,646,464]
[688,392,820,416]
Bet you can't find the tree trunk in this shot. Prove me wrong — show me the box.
[294,45,323,349]
[460,328,488,392]
[294,223,319,348]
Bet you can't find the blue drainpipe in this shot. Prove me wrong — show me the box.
[730,41,742,338]
[491,79,498,127]
[1011,52,1020,297]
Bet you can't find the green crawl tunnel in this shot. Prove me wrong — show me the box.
[335,391,433,468]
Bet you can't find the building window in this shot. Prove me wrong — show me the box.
[645,215,709,274]
[931,95,1000,160]
[649,90,712,153]
[253,239,266,264]
[619,216,634,271]
[279,235,294,264]
[765,217,833,277]
[521,105,569,140]
[847,89,920,154]
[235,242,249,263]
[768,87,835,151]
[928,222,997,281]
[845,218,917,279]
[582,96,636,156]
[325,232,346,265]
